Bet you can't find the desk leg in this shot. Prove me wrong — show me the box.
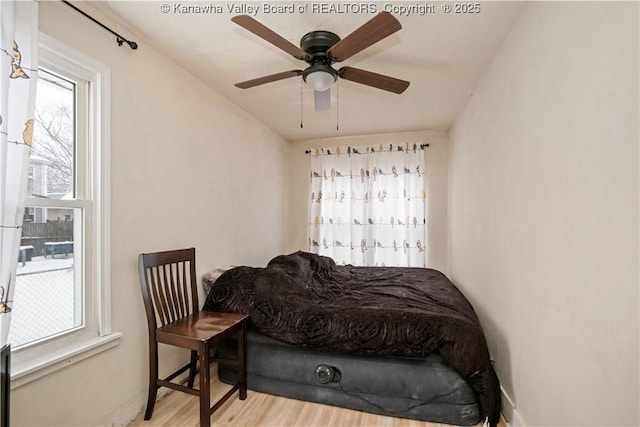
[199,343,211,427]
[238,321,247,400]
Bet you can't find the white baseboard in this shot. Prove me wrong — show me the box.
[501,386,525,427]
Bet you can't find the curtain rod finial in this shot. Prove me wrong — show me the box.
[63,0,138,51]
[117,38,137,50]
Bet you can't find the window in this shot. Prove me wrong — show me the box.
[10,67,84,348]
[9,35,119,387]
[308,144,427,267]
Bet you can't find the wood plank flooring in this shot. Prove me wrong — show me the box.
[127,366,506,427]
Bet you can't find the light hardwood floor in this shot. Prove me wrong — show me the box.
[127,366,506,427]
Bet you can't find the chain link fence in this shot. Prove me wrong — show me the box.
[8,262,78,348]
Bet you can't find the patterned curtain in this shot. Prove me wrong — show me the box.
[0,0,39,350]
[308,143,426,267]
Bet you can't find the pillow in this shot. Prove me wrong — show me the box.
[202,266,237,296]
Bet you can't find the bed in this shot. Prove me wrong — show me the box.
[203,251,500,426]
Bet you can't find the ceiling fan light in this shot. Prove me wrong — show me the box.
[305,70,337,92]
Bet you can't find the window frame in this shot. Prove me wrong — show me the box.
[10,33,120,388]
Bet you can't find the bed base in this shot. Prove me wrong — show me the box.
[218,331,480,425]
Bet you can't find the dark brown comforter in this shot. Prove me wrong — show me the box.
[203,251,500,425]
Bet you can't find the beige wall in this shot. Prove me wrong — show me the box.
[11,2,288,426]
[287,130,449,272]
[448,2,639,426]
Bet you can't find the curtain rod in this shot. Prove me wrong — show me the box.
[61,1,138,50]
[305,143,429,154]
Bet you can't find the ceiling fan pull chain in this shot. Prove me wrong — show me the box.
[300,79,304,128]
[336,80,340,131]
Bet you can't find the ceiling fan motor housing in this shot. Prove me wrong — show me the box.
[300,30,341,61]
[301,30,340,84]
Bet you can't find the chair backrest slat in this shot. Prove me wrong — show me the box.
[168,261,185,322]
[176,260,187,317]
[162,263,177,323]
[157,265,172,324]
[171,262,182,320]
[138,248,199,330]
[149,266,168,325]
[173,262,187,317]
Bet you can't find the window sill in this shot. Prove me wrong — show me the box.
[10,332,122,389]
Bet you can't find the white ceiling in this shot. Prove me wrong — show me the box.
[98,1,525,141]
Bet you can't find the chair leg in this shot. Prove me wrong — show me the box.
[199,343,211,427]
[144,343,159,420]
[187,350,198,388]
[238,322,247,400]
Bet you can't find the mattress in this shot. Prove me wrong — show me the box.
[204,251,500,424]
[217,330,481,425]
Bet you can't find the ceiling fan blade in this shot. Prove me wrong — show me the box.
[327,12,401,62]
[314,89,331,111]
[338,67,410,94]
[235,70,303,89]
[232,15,309,61]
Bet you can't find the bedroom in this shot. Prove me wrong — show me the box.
[0,1,637,426]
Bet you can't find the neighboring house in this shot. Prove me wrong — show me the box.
[24,155,72,223]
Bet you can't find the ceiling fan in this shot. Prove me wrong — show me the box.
[232,12,410,111]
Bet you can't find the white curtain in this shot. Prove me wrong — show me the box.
[308,143,426,267]
[0,0,39,349]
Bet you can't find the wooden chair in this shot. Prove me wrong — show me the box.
[138,248,248,427]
